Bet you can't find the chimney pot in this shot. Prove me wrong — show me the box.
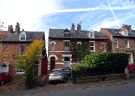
[71,23,75,31]
[15,22,20,33]
[8,25,14,33]
[77,24,81,32]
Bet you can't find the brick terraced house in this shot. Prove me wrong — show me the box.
[48,24,108,71]
[0,23,47,76]
[101,24,135,64]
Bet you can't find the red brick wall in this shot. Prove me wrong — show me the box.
[1,43,30,76]
[48,39,108,69]
[100,28,113,51]
[112,37,135,52]
[100,28,135,52]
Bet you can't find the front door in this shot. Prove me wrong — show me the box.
[64,57,70,67]
[50,57,55,71]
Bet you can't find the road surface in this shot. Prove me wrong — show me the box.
[1,80,135,96]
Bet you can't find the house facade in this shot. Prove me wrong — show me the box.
[0,23,47,76]
[48,24,108,71]
[100,24,135,64]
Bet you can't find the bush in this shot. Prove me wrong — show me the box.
[84,52,128,74]
[72,52,128,77]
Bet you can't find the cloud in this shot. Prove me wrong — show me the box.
[90,10,135,31]
[47,4,135,13]
[0,0,61,31]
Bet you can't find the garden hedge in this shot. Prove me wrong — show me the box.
[72,52,128,77]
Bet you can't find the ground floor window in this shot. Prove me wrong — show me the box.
[63,57,70,67]
[0,62,9,73]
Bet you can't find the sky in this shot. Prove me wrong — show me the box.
[0,0,135,50]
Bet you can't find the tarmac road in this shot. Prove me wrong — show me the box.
[1,79,135,96]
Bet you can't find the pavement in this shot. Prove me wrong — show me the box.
[1,78,135,96]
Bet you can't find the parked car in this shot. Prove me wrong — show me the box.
[128,64,135,73]
[62,67,71,76]
[48,68,68,83]
[0,72,12,85]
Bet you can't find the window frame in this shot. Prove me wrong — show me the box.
[63,40,70,51]
[89,41,95,52]
[50,41,56,51]
[125,39,130,48]
[19,45,25,55]
[19,32,26,41]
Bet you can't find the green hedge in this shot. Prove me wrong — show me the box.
[72,52,128,76]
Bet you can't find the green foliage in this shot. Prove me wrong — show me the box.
[70,40,89,62]
[84,52,128,72]
[16,40,45,88]
[72,52,128,77]
[78,42,89,60]
[16,55,26,70]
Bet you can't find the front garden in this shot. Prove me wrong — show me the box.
[71,52,128,83]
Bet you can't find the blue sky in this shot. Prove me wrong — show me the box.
[0,0,135,48]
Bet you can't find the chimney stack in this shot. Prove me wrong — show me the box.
[121,24,132,32]
[71,23,75,31]
[77,24,81,32]
[15,22,20,33]
[8,25,14,33]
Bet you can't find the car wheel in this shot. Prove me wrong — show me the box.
[1,81,5,86]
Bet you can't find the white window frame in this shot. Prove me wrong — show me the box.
[50,41,56,51]
[77,42,81,45]
[19,31,26,41]
[88,31,95,38]
[89,41,95,52]
[125,39,130,48]
[62,54,72,67]
[114,40,119,48]
[63,40,70,51]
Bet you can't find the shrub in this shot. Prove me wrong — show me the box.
[85,52,128,74]
[72,52,128,77]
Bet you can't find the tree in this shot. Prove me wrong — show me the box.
[16,40,45,88]
[70,40,89,63]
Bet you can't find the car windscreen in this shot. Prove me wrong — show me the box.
[52,69,62,74]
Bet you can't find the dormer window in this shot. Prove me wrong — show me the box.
[88,31,95,38]
[120,30,128,36]
[64,28,70,37]
[77,42,81,45]
[19,31,26,41]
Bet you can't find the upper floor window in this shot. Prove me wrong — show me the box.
[64,40,70,51]
[19,31,26,41]
[114,40,119,48]
[19,45,25,55]
[125,39,130,48]
[89,41,95,52]
[50,41,56,51]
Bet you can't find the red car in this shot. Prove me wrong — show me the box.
[128,64,135,70]
[0,73,12,85]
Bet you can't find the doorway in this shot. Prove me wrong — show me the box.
[50,57,55,71]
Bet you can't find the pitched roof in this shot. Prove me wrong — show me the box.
[0,31,45,43]
[101,28,135,38]
[49,29,107,40]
